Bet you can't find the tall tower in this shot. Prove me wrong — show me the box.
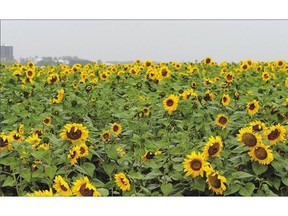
[0,44,14,62]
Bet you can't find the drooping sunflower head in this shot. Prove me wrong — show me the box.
[68,146,81,165]
[215,114,229,128]
[249,120,267,132]
[60,123,89,143]
[204,165,227,195]
[163,94,180,115]
[246,100,260,116]
[53,175,72,196]
[101,130,111,142]
[114,172,131,192]
[183,152,206,178]
[237,127,262,148]
[111,122,122,135]
[0,133,13,152]
[203,136,223,159]
[264,124,286,145]
[72,176,101,196]
[221,94,231,106]
[248,143,274,165]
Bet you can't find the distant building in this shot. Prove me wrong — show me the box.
[1,45,14,63]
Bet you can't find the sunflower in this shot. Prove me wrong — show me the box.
[99,71,109,81]
[276,59,285,68]
[237,127,262,147]
[142,107,150,117]
[8,130,24,142]
[246,100,260,116]
[114,172,131,192]
[111,122,122,135]
[47,73,60,84]
[141,149,162,161]
[241,63,249,71]
[60,123,89,143]
[221,94,231,106]
[203,136,223,159]
[78,142,89,157]
[53,175,72,196]
[203,56,213,65]
[163,94,180,115]
[205,165,227,195]
[158,66,171,79]
[101,131,111,142]
[248,143,274,165]
[68,146,81,165]
[27,188,53,197]
[25,69,36,79]
[215,114,229,128]
[0,133,13,151]
[72,176,101,196]
[183,152,206,178]
[264,124,286,145]
[26,134,42,149]
[26,61,35,69]
[181,89,197,100]
[225,72,234,83]
[203,90,215,101]
[116,147,126,157]
[261,72,270,81]
[249,120,267,132]
[285,77,288,87]
[43,117,51,126]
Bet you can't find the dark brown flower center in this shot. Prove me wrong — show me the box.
[13,134,21,140]
[264,74,269,79]
[254,147,268,160]
[218,116,228,125]
[206,58,211,64]
[60,184,68,192]
[70,150,77,159]
[208,174,221,189]
[242,133,257,147]
[143,108,148,113]
[0,137,8,147]
[51,76,58,82]
[80,183,94,196]
[278,61,283,66]
[268,129,280,141]
[223,97,228,103]
[190,159,202,171]
[249,103,256,110]
[166,99,174,107]
[242,64,248,70]
[103,133,110,140]
[102,74,107,79]
[113,125,119,132]
[208,143,220,156]
[27,71,33,76]
[252,125,262,132]
[44,118,50,124]
[80,147,86,154]
[162,70,168,76]
[146,151,155,159]
[226,74,232,80]
[66,127,82,140]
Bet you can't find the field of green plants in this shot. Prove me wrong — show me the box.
[0,58,288,196]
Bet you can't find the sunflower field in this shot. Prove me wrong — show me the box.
[1,58,288,196]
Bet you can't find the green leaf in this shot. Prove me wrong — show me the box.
[103,162,116,176]
[161,183,173,196]
[281,177,288,187]
[231,171,254,179]
[20,169,31,182]
[140,186,151,195]
[105,148,118,160]
[82,162,95,178]
[45,165,57,180]
[224,183,241,195]
[252,162,268,176]
[97,188,109,196]
[128,170,144,180]
[2,176,16,187]
[193,177,206,192]
[239,183,255,196]
[31,150,49,160]
[0,157,18,168]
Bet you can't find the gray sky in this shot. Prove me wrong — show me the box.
[1,20,288,63]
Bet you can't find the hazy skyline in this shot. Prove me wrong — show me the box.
[1,20,288,63]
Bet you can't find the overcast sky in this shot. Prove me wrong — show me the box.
[1,20,288,63]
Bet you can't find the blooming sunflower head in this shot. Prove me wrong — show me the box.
[8,130,24,143]
[261,72,270,81]
[111,122,122,135]
[215,114,229,128]
[264,124,286,145]
[225,72,234,83]
[183,152,206,178]
[205,165,227,195]
[142,107,150,117]
[141,149,162,161]
[25,69,36,79]
[101,130,111,142]
[246,100,260,116]
[114,172,131,192]
[203,136,223,159]
[78,142,89,158]
[249,120,267,132]
[237,127,262,148]
[72,176,101,196]
[221,94,231,107]
[68,146,81,165]
[27,188,53,197]
[60,123,89,143]
[47,73,60,84]
[248,143,274,165]
[163,94,180,115]
[43,117,51,126]
[53,175,72,196]
[181,89,197,100]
